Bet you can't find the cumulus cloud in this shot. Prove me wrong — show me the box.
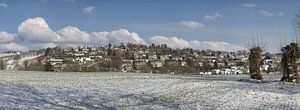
[90,32,109,45]
[14,17,147,49]
[180,21,205,30]
[98,29,146,44]
[57,26,90,43]
[18,17,60,42]
[0,32,15,43]
[150,36,191,49]
[204,12,224,21]
[0,43,28,52]
[241,3,256,8]
[0,3,8,8]
[71,29,148,46]
[149,36,245,51]
[82,6,95,14]
[0,17,245,52]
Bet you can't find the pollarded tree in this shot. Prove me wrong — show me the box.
[247,34,266,80]
[280,42,300,83]
[280,10,300,83]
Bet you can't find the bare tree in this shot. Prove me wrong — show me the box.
[246,33,267,50]
[246,33,266,80]
[292,9,300,31]
[280,42,300,83]
[280,10,300,83]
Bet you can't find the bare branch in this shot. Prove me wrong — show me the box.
[246,32,267,51]
[293,9,300,31]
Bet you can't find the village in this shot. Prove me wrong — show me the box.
[3,43,276,75]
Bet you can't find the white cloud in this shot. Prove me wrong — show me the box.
[91,29,147,45]
[278,11,284,16]
[149,36,245,51]
[1,17,245,52]
[0,42,28,52]
[0,3,8,8]
[241,3,256,8]
[0,32,15,43]
[82,6,95,14]
[180,21,205,30]
[259,10,284,17]
[18,17,61,42]
[61,28,148,46]
[190,40,245,52]
[204,12,224,21]
[57,26,90,43]
[15,17,147,49]
[90,32,109,45]
[259,10,274,17]
[32,43,58,49]
[150,36,191,49]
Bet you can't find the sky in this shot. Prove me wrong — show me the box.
[0,0,300,53]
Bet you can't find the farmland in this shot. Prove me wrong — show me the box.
[0,71,300,110]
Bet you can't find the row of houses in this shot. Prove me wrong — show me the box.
[38,44,279,74]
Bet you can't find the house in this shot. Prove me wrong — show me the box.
[205,72,212,75]
[150,60,163,68]
[198,62,204,67]
[49,58,63,65]
[52,64,63,72]
[114,48,126,57]
[261,59,273,71]
[212,69,221,74]
[164,59,179,67]
[74,57,94,63]
[75,53,85,57]
[230,66,243,74]
[159,55,170,61]
[217,62,226,67]
[181,61,188,67]
[148,53,158,60]
[121,60,134,72]
[134,59,148,70]
[134,51,146,59]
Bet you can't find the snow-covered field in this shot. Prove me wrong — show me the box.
[1,71,300,110]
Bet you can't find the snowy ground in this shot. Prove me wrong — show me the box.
[1,71,300,110]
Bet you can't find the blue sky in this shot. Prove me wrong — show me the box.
[0,0,299,52]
